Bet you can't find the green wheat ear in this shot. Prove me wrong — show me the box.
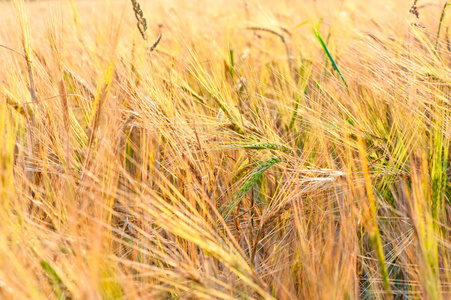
[131,0,148,40]
[222,156,282,220]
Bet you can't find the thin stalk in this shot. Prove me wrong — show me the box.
[435,2,451,55]
[357,135,392,297]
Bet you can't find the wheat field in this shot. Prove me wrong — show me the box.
[1,0,451,299]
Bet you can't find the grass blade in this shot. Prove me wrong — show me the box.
[313,26,348,89]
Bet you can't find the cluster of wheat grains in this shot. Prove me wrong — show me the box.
[2,0,451,298]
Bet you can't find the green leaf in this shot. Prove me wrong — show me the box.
[313,26,348,89]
